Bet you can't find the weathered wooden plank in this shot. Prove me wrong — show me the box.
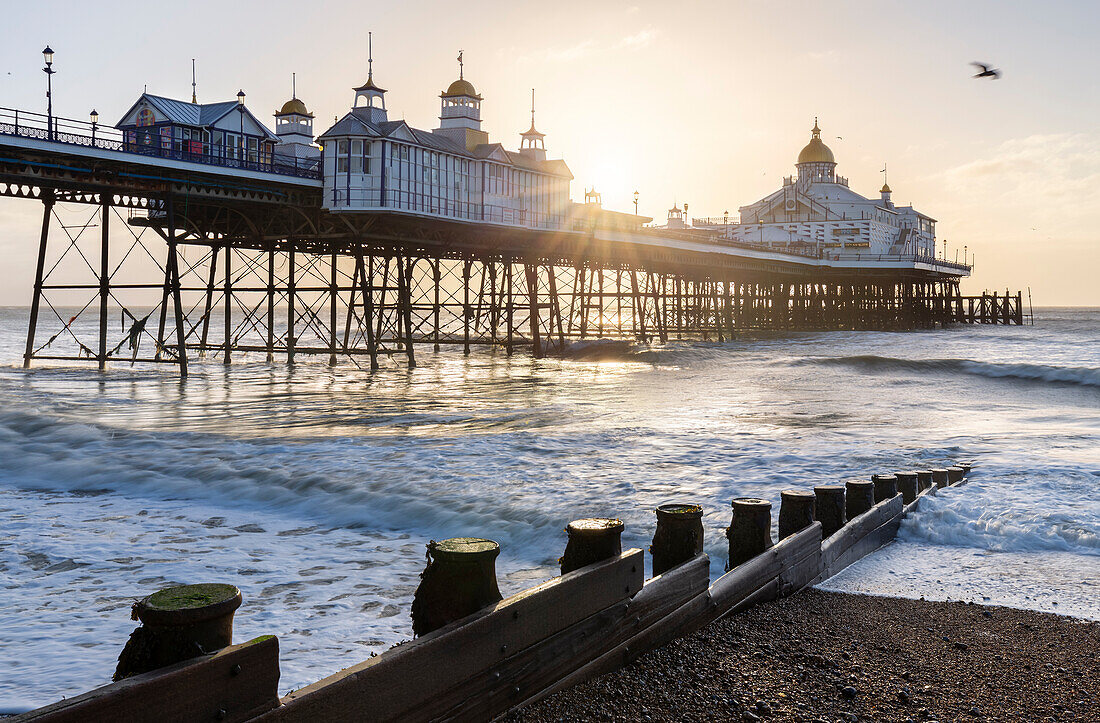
[821,495,902,571]
[826,512,903,576]
[15,636,280,723]
[427,554,710,722]
[709,522,821,617]
[904,482,937,515]
[779,544,823,596]
[259,549,644,723]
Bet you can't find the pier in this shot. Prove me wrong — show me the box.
[1,103,1023,378]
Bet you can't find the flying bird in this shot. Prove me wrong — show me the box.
[971,62,1001,79]
[836,136,843,140]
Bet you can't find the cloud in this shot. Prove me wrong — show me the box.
[514,28,659,65]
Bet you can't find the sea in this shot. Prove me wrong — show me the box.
[1,306,1097,712]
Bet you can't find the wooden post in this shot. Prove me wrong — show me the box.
[814,485,846,538]
[871,473,899,503]
[561,518,624,574]
[844,479,875,519]
[946,466,966,484]
[931,468,950,488]
[650,503,704,577]
[410,538,502,637]
[895,471,919,504]
[916,469,935,491]
[114,583,242,681]
[778,489,815,540]
[726,498,773,570]
[23,192,54,369]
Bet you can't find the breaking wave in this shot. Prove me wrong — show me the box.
[798,355,1100,388]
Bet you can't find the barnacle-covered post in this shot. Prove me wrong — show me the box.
[845,479,875,519]
[778,490,815,540]
[813,484,846,538]
[411,537,503,637]
[114,583,242,680]
[726,498,773,569]
[650,504,704,576]
[561,518,625,574]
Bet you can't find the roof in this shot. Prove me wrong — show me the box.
[354,75,387,94]
[797,120,835,165]
[115,93,277,140]
[442,78,481,99]
[278,98,313,117]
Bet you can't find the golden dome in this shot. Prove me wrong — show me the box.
[797,119,835,165]
[278,98,312,116]
[443,78,480,98]
[880,183,892,194]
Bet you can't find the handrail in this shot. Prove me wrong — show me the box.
[0,105,321,181]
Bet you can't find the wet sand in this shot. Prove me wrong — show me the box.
[513,589,1100,722]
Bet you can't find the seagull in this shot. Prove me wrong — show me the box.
[836,136,843,140]
[972,62,1001,79]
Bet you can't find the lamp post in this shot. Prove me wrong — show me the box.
[42,47,55,140]
[90,109,98,145]
[964,245,968,265]
[942,238,947,261]
[633,190,639,216]
[236,89,245,164]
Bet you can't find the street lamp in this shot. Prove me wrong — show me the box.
[964,245,968,265]
[633,189,639,216]
[236,90,246,163]
[42,46,55,140]
[89,109,98,144]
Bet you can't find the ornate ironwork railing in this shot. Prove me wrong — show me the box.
[0,106,321,180]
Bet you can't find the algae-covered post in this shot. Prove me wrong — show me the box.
[650,504,704,576]
[411,537,503,637]
[113,583,242,681]
[560,518,625,574]
[778,490,815,540]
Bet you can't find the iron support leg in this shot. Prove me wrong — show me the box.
[23,192,55,368]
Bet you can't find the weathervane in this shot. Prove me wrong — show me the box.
[458,50,464,79]
[191,59,197,104]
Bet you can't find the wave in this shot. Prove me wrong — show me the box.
[798,355,1100,388]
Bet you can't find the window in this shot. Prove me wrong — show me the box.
[337,140,349,173]
[351,140,363,173]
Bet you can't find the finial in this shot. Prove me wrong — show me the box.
[531,88,535,126]
[292,72,296,99]
[458,50,464,79]
[191,59,197,104]
[368,32,374,81]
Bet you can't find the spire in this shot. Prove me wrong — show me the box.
[191,59,197,104]
[458,50,464,80]
[531,88,536,128]
[368,32,374,83]
[811,116,820,138]
[292,72,296,100]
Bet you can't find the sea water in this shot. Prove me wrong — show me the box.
[0,306,1096,711]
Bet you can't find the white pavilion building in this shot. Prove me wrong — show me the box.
[317,54,573,229]
[695,120,937,258]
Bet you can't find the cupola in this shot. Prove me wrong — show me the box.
[796,118,837,183]
[352,33,388,124]
[274,74,315,144]
[519,89,546,161]
[433,51,489,150]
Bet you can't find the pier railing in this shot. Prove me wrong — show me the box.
[14,461,975,722]
[0,106,321,180]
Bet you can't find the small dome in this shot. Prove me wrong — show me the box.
[880,183,892,194]
[797,119,835,165]
[443,78,480,98]
[278,98,312,116]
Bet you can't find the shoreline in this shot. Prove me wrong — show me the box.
[513,589,1099,722]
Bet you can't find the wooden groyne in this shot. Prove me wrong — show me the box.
[15,461,973,723]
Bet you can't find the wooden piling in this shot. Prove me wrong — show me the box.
[931,468,951,488]
[778,490,816,540]
[113,583,242,681]
[916,469,935,491]
[895,471,919,504]
[411,538,503,637]
[560,518,625,574]
[946,466,966,484]
[871,473,899,503]
[845,479,875,519]
[813,485,846,538]
[650,504,704,577]
[726,498,773,570]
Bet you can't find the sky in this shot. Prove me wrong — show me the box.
[0,0,1096,304]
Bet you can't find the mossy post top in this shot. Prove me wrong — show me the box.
[428,537,500,563]
[136,583,242,626]
[656,503,703,521]
[566,518,625,536]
